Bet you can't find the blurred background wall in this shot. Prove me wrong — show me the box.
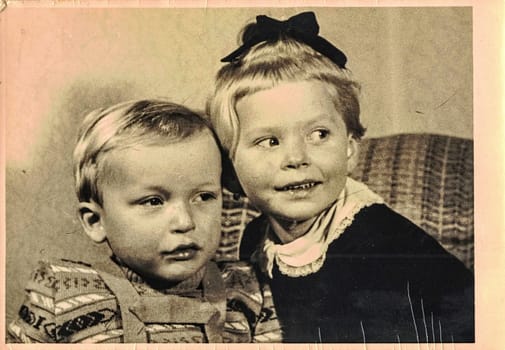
[4,7,472,326]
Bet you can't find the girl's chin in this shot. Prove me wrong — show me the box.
[270,212,319,229]
[271,207,322,223]
[266,204,334,230]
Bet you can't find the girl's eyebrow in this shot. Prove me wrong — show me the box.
[241,113,342,139]
[244,115,339,135]
[305,114,341,125]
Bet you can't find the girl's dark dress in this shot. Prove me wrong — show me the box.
[240,201,474,343]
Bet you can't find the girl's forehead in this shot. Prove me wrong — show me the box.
[238,77,336,99]
[236,80,343,128]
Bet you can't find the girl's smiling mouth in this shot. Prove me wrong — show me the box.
[275,181,322,192]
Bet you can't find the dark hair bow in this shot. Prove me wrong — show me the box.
[220,11,347,69]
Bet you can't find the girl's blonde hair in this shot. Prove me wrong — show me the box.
[207,37,365,159]
[73,99,217,205]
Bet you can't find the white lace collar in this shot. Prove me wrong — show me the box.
[255,177,384,278]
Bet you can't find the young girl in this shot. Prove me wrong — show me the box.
[208,12,474,343]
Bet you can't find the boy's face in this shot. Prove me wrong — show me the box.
[234,81,355,224]
[95,131,222,283]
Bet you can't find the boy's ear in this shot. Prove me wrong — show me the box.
[78,201,107,243]
[346,136,359,173]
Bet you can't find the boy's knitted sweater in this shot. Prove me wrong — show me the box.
[8,259,281,343]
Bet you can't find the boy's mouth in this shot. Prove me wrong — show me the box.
[162,244,200,261]
[275,181,321,192]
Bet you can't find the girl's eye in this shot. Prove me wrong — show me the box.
[193,192,217,203]
[139,197,164,206]
[256,137,280,148]
[308,129,330,143]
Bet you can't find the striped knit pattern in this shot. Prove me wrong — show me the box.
[8,260,282,343]
[252,284,282,343]
[212,134,473,270]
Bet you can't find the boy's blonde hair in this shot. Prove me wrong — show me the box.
[207,35,365,159]
[73,99,216,205]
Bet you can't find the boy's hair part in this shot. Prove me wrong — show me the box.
[73,99,217,205]
[207,12,366,159]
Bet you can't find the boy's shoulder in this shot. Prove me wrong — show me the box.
[30,258,262,302]
[26,259,114,301]
[9,259,120,343]
[219,261,263,304]
[218,261,282,342]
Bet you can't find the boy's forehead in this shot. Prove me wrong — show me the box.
[98,130,220,184]
[104,128,214,154]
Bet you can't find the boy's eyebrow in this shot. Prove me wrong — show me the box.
[136,185,170,195]
[140,183,221,193]
[194,182,222,190]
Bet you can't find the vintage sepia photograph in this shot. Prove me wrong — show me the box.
[1,2,502,348]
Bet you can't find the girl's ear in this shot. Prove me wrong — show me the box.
[78,201,107,243]
[346,136,359,173]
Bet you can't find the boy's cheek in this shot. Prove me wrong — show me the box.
[195,208,222,228]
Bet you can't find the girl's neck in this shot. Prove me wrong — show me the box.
[268,215,318,244]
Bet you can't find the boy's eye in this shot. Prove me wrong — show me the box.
[307,129,330,143]
[139,197,164,206]
[193,192,218,203]
[256,137,280,148]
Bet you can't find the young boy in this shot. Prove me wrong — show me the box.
[207,12,474,343]
[8,100,281,343]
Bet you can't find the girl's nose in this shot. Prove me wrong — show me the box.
[281,137,310,170]
[168,202,196,234]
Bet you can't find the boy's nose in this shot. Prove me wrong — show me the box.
[168,203,196,234]
[281,139,310,170]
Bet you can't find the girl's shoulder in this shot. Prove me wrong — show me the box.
[343,203,447,252]
[333,203,473,282]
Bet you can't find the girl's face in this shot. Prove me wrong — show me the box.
[233,81,356,225]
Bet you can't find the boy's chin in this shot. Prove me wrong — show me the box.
[144,271,199,288]
[142,264,206,285]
